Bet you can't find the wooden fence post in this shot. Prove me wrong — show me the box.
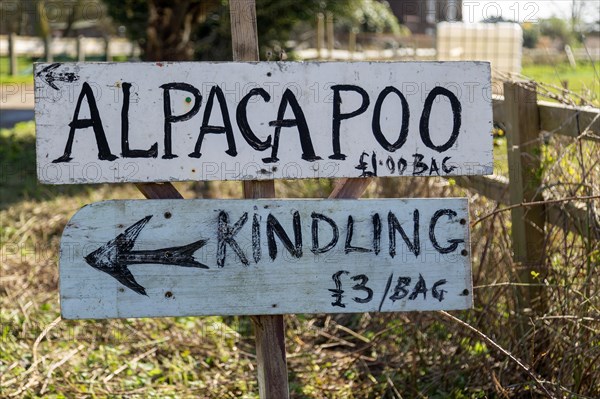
[230,1,290,398]
[503,82,547,316]
[104,37,112,61]
[76,35,85,62]
[349,28,357,58]
[126,6,378,396]
[45,35,53,63]
[317,13,324,60]
[9,32,17,76]
[326,12,334,59]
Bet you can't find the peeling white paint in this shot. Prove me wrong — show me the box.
[35,61,493,184]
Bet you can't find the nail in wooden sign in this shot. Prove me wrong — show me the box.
[35,61,493,184]
[60,198,472,319]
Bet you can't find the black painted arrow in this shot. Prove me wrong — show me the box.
[84,215,209,296]
[36,63,79,90]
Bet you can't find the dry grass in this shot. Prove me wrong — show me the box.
[1,92,599,399]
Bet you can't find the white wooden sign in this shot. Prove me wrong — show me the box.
[60,198,472,319]
[35,61,493,184]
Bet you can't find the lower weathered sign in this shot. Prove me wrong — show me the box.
[60,199,472,319]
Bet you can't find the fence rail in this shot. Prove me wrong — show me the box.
[458,86,600,242]
[456,82,600,317]
[1,34,140,73]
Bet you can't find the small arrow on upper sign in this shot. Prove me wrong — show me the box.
[84,215,209,296]
[36,63,79,90]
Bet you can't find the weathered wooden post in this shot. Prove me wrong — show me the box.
[326,12,334,59]
[229,1,289,397]
[35,27,492,399]
[104,37,112,62]
[564,44,576,68]
[44,35,53,63]
[349,28,357,58]
[76,35,85,62]
[317,13,325,59]
[9,32,18,76]
[504,82,547,316]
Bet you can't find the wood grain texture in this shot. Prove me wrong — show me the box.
[538,100,600,141]
[135,182,183,200]
[493,96,599,142]
[504,82,546,315]
[229,1,287,396]
[229,0,259,62]
[252,314,287,399]
[455,177,599,239]
[504,83,545,264]
[35,61,493,185]
[59,198,473,319]
[329,178,372,199]
[455,175,509,204]
[243,178,283,399]
[243,180,275,198]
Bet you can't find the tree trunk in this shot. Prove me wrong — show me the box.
[144,0,209,61]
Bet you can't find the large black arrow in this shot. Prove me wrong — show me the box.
[36,63,79,90]
[84,215,209,296]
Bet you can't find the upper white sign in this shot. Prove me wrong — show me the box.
[35,61,493,184]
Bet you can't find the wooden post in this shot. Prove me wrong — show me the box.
[503,82,546,316]
[76,35,85,62]
[135,183,183,200]
[329,178,371,200]
[349,28,357,59]
[104,36,112,61]
[317,13,324,60]
[564,44,576,68]
[326,12,334,59]
[45,35,53,63]
[230,1,289,398]
[8,32,17,76]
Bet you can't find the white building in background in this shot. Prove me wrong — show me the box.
[437,22,523,75]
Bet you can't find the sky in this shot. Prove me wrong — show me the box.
[462,0,599,24]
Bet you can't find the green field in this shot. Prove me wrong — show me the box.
[1,53,599,397]
[0,56,36,84]
[521,62,599,106]
[1,115,599,397]
[2,56,599,100]
[0,55,127,85]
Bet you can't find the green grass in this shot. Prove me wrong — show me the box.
[521,62,599,106]
[0,56,36,84]
[1,65,599,398]
[0,122,98,208]
[4,55,597,105]
[0,55,128,85]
